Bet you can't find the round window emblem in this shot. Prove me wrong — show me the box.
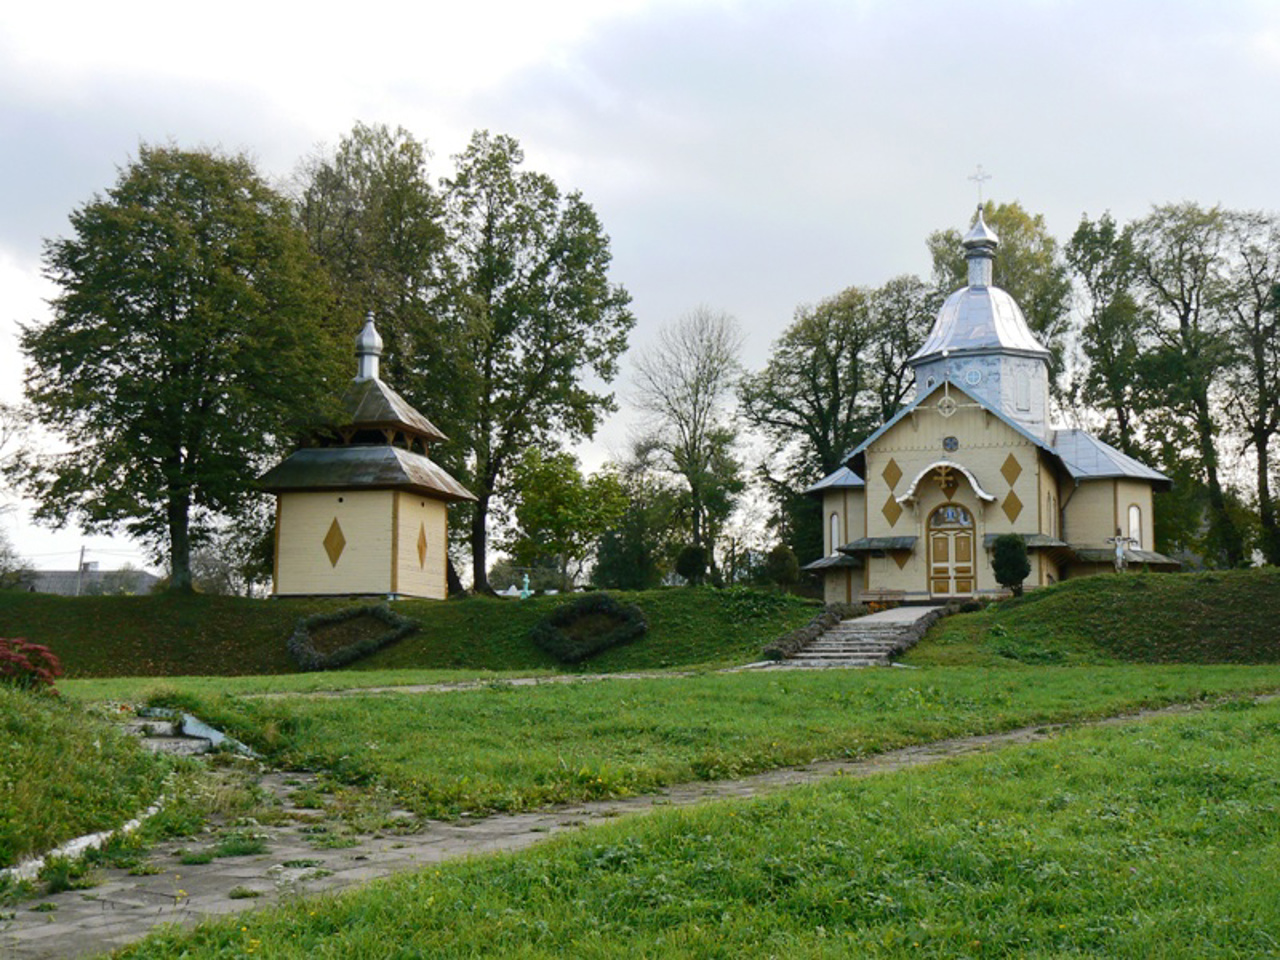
[943,436,959,452]
[937,396,957,418]
[965,369,982,386]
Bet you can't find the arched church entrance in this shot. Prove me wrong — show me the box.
[928,503,975,598]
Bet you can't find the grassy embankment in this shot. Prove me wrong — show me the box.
[905,567,1280,667]
[0,586,818,678]
[119,696,1280,958]
[0,688,176,869]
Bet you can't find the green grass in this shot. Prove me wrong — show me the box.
[117,695,1280,958]
[136,666,1280,819]
[906,567,1280,667]
[0,586,817,678]
[0,687,176,868]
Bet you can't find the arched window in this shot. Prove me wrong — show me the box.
[829,513,841,554]
[1128,504,1142,548]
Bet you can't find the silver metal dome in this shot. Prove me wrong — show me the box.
[355,315,384,380]
[908,208,1049,364]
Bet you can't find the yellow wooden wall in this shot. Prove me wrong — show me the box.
[273,489,449,599]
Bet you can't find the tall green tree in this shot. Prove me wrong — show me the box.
[1220,211,1280,564]
[591,453,681,590]
[1132,202,1246,567]
[441,131,634,591]
[20,146,345,591]
[928,201,1073,379]
[503,449,627,590]
[1065,213,1149,458]
[294,122,450,411]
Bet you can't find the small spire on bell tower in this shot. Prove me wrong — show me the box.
[355,314,383,381]
[962,206,999,288]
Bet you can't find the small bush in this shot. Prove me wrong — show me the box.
[528,594,648,665]
[992,534,1031,596]
[288,605,418,671]
[675,545,708,585]
[0,637,63,691]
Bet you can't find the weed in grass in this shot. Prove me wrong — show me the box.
[280,859,322,869]
[227,886,261,900]
[127,861,163,876]
[178,850,214,865]
[29,902,56,913]
[212,835,269,858]
[39,856,96,894]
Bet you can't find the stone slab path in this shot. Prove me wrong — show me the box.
[0,698,1226,960]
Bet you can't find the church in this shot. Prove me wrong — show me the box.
[804,209,1179,604]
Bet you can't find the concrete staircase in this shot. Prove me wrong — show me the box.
[784,606,943,668]
[123,717,213,756]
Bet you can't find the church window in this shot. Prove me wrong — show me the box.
[965,369,982,386]
[1128,504,1142,548]
[830,513,841,554]
[1015,370,1031,411]
[943,436,959,452]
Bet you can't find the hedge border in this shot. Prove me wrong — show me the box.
[287,604,418,671]
[527,593,648,664]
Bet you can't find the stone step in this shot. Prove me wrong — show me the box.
[138,736,213,756]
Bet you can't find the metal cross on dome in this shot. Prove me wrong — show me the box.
[969,165,992,203]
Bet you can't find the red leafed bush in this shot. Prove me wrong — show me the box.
[0,637,64,691]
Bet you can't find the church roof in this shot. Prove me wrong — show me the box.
[340,377,449,444]
[845,380,1170,490]
[258,445,476,502]
[908,207,1050,366]
[1050,430,1171,488]
[803,465,865,496]
[800,553,863,572]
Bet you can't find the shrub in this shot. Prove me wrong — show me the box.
[992,534,1031,597]
[528,593,648,664]
[675,545,708,585]
[287,605,418,671]
[0,637,63,691]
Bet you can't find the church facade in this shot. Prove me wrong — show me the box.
[804,210,1178,604]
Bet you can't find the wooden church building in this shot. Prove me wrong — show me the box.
[260,319,474,599]
[804,209,1178,604]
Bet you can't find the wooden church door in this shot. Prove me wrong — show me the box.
[928,503,975,597]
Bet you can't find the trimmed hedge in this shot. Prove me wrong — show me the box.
[527,593,648,664]
[287,604,418,671]
[762,602,869,660]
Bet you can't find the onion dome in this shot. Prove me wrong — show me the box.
[908,207,1049,365]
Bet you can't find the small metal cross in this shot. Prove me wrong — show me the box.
[968,165,992,203]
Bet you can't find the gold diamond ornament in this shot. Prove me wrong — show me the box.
[882,457,903,491]
[417,523,428,569]
[1002,490,1024,522]
[882,493,903,527]
[1001,453,1023,486]
[323,518,346,567]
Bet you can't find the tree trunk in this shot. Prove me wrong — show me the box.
[1193,397,1245,567]
[167,491,194,592]
[446,558,465,597]
[1256,428,1280,565]
[470,491,493,594]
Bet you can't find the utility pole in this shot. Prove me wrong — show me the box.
[74,545,86,597]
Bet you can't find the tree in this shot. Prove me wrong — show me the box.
[928,201,1073,380]
[633,307,745,573]
[1065,213,1149,458]
[294,122,450,403]
[503,449,627,590]
[591,454,681,591]
[20,146,346,591]
[991,534,1031,596]
[0,529,30,590]
[1219,211,1280,564]
[1131,203,1246,567]
[441,131,634,592]
[763,543,800,589]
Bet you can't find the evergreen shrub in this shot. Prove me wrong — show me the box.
[287,605,418,671]
[527,593,648,664]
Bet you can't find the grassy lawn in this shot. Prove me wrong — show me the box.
[117,694,1280,958]
[1,587,817,678]
[126,666,1280,819]
[0,688,177,868]
[905,567,1280,667]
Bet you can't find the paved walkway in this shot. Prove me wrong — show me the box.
[0,698,1225,960]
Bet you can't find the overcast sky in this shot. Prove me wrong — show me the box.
[3,0,1279,571]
